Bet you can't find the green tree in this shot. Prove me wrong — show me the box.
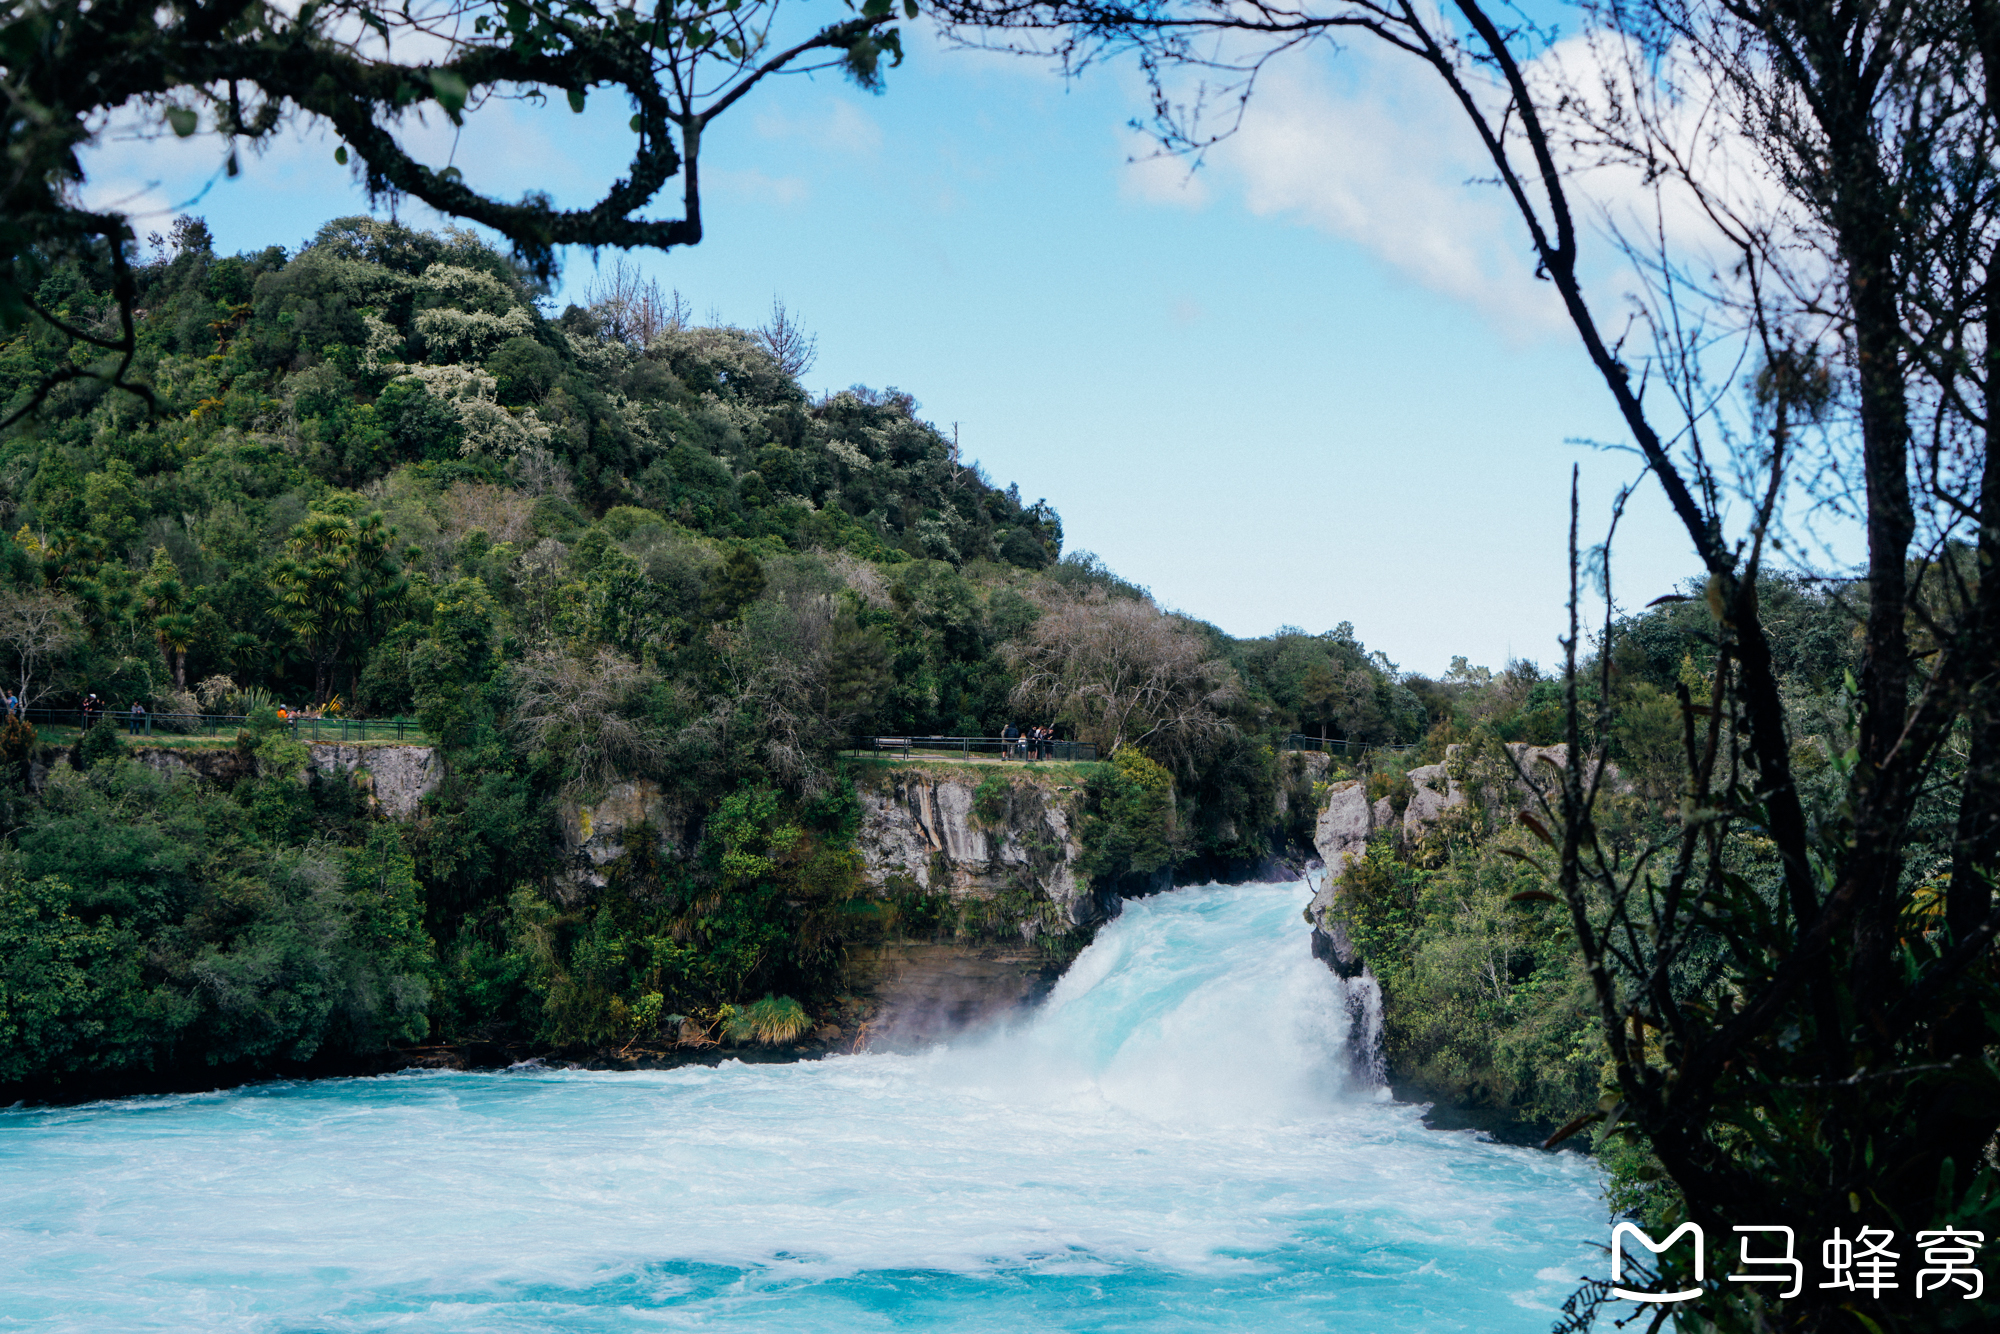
[81,460,143,553]
[703,548,768,621]
[139,547,190,689]
[2,0,913,426]
[269,514,361,707]
[267,511,412,706]
[0,872,152,1084]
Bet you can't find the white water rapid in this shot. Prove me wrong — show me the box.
[0,880,1606,1332]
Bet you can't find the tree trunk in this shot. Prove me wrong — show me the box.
[1948,0,2000,957]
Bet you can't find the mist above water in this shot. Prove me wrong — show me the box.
[0,881,1606,1332]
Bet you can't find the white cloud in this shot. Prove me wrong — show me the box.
[1119,35,1802,343]
[1191,55,1566,333]
[74,111,250,229]
[706,167,810,208]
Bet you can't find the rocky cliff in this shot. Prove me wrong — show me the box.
[304,744,442,820]
[853,767,1113,928]
[844,765,1121,1048]
[120,741,441,820]
[554,779,685,902]
[545,761,1109,1048]
[1306,743,1580,972]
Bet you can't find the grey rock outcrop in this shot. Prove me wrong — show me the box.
[1307,741,1608,948]
[1306,780,1395,928]
[123,742,441,821]
[304,744,441,820]
[1314,780,1396,877]
[1400,762,1460,839]
[855,769,1106,928]
[128,746,256,786]
[555,779,686,900]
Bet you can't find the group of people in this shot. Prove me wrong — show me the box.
[1001,722,1058,761]
[74,693,151,734]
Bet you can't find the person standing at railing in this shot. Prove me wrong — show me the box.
[128,700,146,735]
[1002,722,1018,760]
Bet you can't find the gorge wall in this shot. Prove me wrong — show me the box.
[1305,742,1583,974]
[553,761,1112,1048]
[121,741,442,819]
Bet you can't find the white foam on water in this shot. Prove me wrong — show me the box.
[0,881,1608,1332]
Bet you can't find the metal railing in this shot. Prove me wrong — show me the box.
[847,735,1098,762]
[1281,733,1418,755]
[14,707,428,744]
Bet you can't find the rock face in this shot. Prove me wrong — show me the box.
[555,780,685,901]
[127,746,257,786]
[1307,742,1596,955]
[542,765,1109,1047]
[1400,761,1461,840]
[1305,780,1396,974]
[1314,780,1397,882]
[304,744,441,820]
[843,940,1064,1050]
[831,766,1111,1047]
[122,742,441,820]
[854,768,1110,928]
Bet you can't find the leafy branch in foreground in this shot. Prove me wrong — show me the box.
[1,0,911,425]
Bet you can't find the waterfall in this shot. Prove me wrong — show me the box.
[1344,966,1388,1085]
[1302,865,1387,1085]
[0,881,1606,1334]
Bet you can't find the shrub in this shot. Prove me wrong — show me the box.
[75,718,124,767]
[724,994,809,1045]
[0,872,153,1084]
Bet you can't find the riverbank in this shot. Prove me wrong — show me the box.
[0,1033,851,1108]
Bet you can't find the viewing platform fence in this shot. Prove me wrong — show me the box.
[846,735,1098,763]
[16,707,428,744]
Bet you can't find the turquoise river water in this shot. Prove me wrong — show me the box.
[1,880,1607,1332]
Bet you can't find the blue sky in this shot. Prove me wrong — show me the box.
[81,20,1705,676]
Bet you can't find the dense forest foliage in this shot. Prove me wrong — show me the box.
[0,217,1458,1095]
